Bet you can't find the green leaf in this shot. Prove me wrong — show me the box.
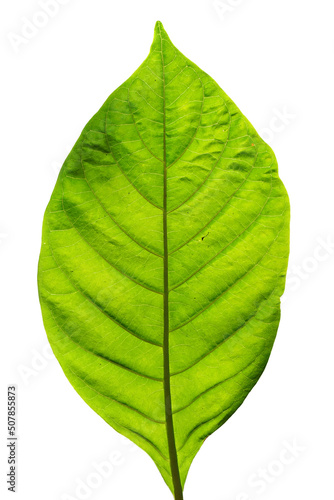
[38,21,290,499]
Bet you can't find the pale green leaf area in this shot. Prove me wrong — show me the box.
[38,21,290,499]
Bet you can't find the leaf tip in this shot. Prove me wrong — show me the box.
[153,20,170,44]
[154,20,164,33]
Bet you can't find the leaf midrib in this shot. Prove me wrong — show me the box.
[159,24,184,500]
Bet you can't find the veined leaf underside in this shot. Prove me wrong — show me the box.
[38,21,290,499]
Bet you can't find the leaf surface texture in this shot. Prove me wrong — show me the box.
[38,21,290,498]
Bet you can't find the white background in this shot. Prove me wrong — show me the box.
[1,1,334,499]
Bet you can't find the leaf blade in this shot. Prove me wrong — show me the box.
[38,21,290,498]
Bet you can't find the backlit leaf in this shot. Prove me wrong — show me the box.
[38,21,290,499]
